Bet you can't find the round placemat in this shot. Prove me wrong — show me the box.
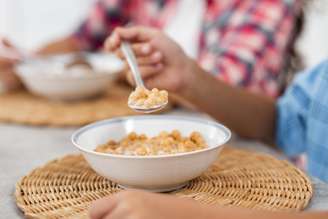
[15,147,313,219]
[0,83,137,126]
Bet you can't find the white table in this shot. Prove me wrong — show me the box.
[1,110,328,218]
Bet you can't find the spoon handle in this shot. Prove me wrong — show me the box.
[120,41,145,88]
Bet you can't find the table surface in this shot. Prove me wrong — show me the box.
[1,110,328,218]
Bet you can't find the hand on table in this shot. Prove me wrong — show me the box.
[89,190,209,219]
[0,38,22,92]
[89,190,328,219]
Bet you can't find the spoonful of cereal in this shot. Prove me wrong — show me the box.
[120,42,168,113]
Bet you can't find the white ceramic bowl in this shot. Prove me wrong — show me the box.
[71,116,231,192]
[15,53,124,100]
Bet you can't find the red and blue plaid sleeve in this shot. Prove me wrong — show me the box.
[201,0,300,97]
[73,0,131,51]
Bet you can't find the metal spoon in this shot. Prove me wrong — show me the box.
[120,41,167,113]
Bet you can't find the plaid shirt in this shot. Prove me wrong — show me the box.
[74,0,300,97]
[277,60,328,182]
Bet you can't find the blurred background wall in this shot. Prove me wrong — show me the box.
[0,0,94,50]
[0,0,327,68]
[297,0,328,67]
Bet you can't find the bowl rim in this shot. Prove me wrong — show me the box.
[15,53,124,81]
[15,69,120,81]
[71,115,231,159]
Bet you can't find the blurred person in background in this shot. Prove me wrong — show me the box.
[1,0,302,97]
[87,19,328,219]
[107,24,328,183]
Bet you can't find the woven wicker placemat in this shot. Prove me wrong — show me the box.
[15,147,313,219]
[0,83,139,126]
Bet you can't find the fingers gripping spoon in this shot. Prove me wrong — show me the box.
[121,42,167,113]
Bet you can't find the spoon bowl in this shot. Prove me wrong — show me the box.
[128,100,168,113]
[120,42,168,113]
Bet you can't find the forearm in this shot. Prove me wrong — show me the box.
[36,36,83,55]
[174,197,328,219]
[203,205,328,219]
[180,59,276,143]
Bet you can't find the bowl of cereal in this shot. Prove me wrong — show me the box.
[71,115,231,192]
[16,52,124,100]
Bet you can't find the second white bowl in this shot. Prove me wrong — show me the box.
[16,53,124,100]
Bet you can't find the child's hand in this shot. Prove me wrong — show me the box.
[89,190,208,219]
[105,26,194,94]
